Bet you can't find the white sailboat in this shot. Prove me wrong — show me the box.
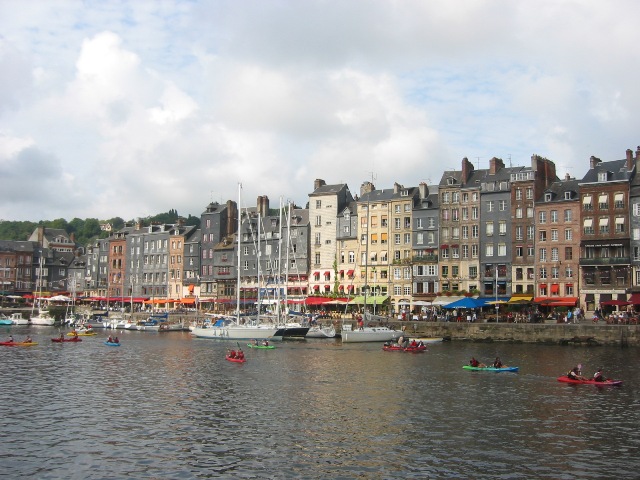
[30,253,56,326]
[192,183,278,340]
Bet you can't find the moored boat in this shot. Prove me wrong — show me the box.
[341,323,403,343]
[30,310,56,326]
[306,325,337,338]
[10,313,29,325]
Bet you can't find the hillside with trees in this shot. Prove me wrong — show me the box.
[0,210,200,247]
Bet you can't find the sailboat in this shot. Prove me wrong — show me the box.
[191,184,279,340]
[341,187,402,343]
[30,252,56,326]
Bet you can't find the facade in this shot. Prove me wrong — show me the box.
[579,154,634,311]
[535,176,581,306]
[108,231,127,299]
[309,179,354,294]
[411,183,439,300]
[0,240,34,295]
[335,200,358,298]
[200,201,235,300]
[627,147,640,301]
[511,154,559,296]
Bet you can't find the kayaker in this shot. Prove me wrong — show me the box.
[107,335,114,343]
[113,336,119,344]
[261,339,269,346]
[593,368,605,382]
[59,333,65,341]
[237,349,245,360]
[71,329,78,337]
[252,339,258,346]
[493,357,503,368]
[469,357,486,368]
[228,349,236,359]
[7,335,14,343]
[567,367,585,381]
[25,336,32,343]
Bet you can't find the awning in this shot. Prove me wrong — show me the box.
[313,285,320,291]
[582,195,592,205]
[534,296,579,307]
[508,295,533,303]
[339,285,344,291]
[349,295,389,305]
[347,285,354,291]
[324,271,331,276]
[346,270,354,276]
[304,297,333,305]
[550,284,559,294]
[339,270,344,274]
[313,271,320,277]
[180,298,196,304]
[629,293,640,304]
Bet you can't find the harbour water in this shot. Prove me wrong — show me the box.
[1,326,639,479]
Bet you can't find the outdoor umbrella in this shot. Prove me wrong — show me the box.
[443,297,484,309]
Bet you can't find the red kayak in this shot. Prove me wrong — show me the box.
[226,355,246,363]
[51,337,82,343]
[404,345,427,353]
[557,376,622,386]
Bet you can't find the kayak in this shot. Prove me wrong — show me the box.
[247,344,275,349]
[68,332,97,336]
[226,355,246,363]
[463,365,519,372]
[51,337,82,343]
[383,344,427,352]
[0,341,38,347]
[557,376,622,386]
[104,341,121,347]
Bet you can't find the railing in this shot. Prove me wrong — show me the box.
[579,257,630,266]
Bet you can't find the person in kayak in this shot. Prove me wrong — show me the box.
[261,339,269,346]
[107,335,114,343]
[228,349,236,359]
[493,357,504,368]
[24,336,32,343]
[593,368,606,382]
[70,329,78,337]
[567,366,586,380]
[113,336,119,344]
[59,333,65,341]
[7,335,14,343]
[469,357,487,368]
[237,349,245,360]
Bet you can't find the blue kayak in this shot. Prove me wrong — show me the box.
[104,341,121,347]
[463,365,518,372]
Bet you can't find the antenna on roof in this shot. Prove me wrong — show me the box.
[476,157,482,169]
[367,171,377,183]
[508,154,512,168]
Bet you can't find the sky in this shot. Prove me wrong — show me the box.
[1,0,639,222]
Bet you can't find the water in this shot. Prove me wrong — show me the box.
[1,326,639,479]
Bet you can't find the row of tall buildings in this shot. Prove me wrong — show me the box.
[2,145,640,315]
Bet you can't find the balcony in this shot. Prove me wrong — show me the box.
[579,257,630,266]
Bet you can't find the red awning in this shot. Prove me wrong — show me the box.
[305,297,333,305]
[313,285,320,291]
[550,284,559,294]
[339,270,344,274]
[339,285,344,290]
[313,271,320,277]
[347,285,354,291]
[347,270,354,276]
[324,271,331,276]
[324,285,331,290]
[534,296,579,307]
[629,293,640,304]
[180,298,196,304]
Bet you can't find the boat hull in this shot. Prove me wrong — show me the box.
[463,366,519,372]
[557,376,622,386]
[305,325,336,338]
[192,325,278,340]
[341,326,403,343]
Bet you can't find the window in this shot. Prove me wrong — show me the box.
[583,195,593,210]
[598,194,608,210]
[416,232,424,245]
[471,244,478,258]
[472,225,478,238]
[486,244,494,257]
[634,203,640,217]
[539,230,547,242]
[526,187,533,199]
[516,246,523,257]
[614,193,624,209]
[462,226,469,239]
[564,209,572,222]
[515,207,523,219]
[486,222,494,236]
[599,217,609,234]
[615,217,625,233]
[498,200,506,211]
[469,266,477,278]
[395,234,401,245]
[498,243,506,256]
[515,226,523,240]
[472,207,479,220]
[462,245,469,259]
[462,208,468,220]
[499,221,506,235]
[565,247,573,260]
[515,189,522,200]
[583,218,594,235]
[539,211,547,224]
[551,247,559,262]
[442,266,449,277]
[598,172,607,182]
[551,229,558,241]
[550,210,558,223]
[565,229,573,241]
[416,218,423,229]
[487,201,494,212]
[539,248,547,261]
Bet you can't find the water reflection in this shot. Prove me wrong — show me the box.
[0,328,638,478]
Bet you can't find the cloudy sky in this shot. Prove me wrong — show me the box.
[1,1,639,222]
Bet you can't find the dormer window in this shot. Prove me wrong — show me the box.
[598,171,608,182]
[401,189,409,197]
[447,177,455,185]
[545,193,552,202]
[564,191,572,200]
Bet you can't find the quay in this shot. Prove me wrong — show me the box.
[396,321,640,347]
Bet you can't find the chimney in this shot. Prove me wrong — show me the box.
[261,196,269,217]
[70,232,76,243]
[636,146,640,164]
[393,182,402,194]
[590,155,601,169]
[489,157,504,175]
[226,200,237,235]
[176,217,185,227]
[419,182,429,199]
[461,157,474,185]
[314,179,326,191]
[565,173,571,181]
[360,181,375,197]
[626,149,633,171]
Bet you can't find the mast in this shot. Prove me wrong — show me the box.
[276,196,283,321]
[236,183,241,323]
[257,211,261,325]
[284,201,291,316]
[363,189,371,319]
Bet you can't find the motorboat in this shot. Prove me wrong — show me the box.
[306,325,337,338]
[340,323,403,343]
[30,309,56,326]
[9,313,29,325]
